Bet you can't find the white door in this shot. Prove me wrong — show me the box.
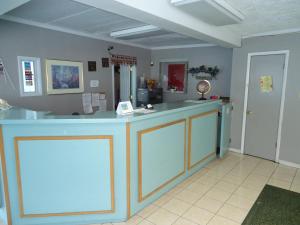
[244,54,286,161]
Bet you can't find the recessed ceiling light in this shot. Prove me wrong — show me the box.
[110,25,161,39]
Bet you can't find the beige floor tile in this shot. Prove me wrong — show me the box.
[175,189,204,204]
[196,175,219,186]
[177,179,195,188]
[205,187,232,202]
[138,204,159,218]
[214,181,238,193]
[217,204,248,223]
[172,218,199,225]
[221,174,246,185]
[271,172,295,183]
[195,196,224,213]
[182,206,214,225]
[208,215,240,225]
[268,178,291,190]
[234,186,260,201]
[226,194,255,210]
[247,174,269,182]
[186,182,211,195]
[162,198,191,216]
[147,208,179,225]
[292,175,300,185]
[241,179,266,191]
[290,183,300,193]
[112,215,143,225]
[168,185,185,196]
[153,194,173,206]
[137,220,155,225]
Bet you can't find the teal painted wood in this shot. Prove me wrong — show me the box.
[1,123,127,225]
[18,138,112,214]
[190,112,218,168]
[129,102,220,216]
[219,103,232,158]
[140,121,185,198]
[0,100,223,225]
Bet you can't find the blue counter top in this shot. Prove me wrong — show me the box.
[0,100,221,124]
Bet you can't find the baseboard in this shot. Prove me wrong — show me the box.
[278,160,300,169]
[229,148,241,153]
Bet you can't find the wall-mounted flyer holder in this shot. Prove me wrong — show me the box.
[116,101,133,115]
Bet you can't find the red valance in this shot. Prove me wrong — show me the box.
[110,54,137,65]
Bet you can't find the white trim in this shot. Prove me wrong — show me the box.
[0,15,150,50]
[241,50,289,163]
[229,148,241,153]
[151,44,216,50]
[243,27,300,39]
[279,160,300,169]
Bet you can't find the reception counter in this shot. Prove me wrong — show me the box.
[0,100,230,225]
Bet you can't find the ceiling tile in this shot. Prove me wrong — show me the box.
[51,8,146,35]
[7,0,90,23]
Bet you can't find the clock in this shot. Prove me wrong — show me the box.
[196,80,211,100]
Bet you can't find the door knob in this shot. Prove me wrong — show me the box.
[247,110,253,115]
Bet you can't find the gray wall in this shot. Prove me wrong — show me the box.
[150,46,233,102]
[0,20,151,114]
[230,33,300,164]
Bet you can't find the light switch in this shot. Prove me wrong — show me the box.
[90,80,99,88]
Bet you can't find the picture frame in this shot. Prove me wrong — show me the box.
[17,56,43,97]
[88,61,96,71]
[46,59,84,95]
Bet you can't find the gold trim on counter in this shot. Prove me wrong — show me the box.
[188,110,218,170]
[138,119,186,202]
[0,127,12,225]
[14,135,115,218]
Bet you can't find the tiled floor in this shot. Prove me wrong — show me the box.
[105,152,300,225]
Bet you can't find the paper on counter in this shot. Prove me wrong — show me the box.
[91,93,100,107]
[82,93,93,114]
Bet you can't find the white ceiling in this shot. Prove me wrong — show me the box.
[222,0,300,37]
[3,0,207,49]
[1,0,300,49]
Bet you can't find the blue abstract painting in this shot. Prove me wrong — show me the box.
[51,65,80,89]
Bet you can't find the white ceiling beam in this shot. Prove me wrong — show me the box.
[74,0,241,47]
[0,0,30,15]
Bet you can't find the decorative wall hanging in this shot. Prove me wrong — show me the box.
[110,54,137,65]
[88,61,97,71]
[0,58,16,90]
[102,58,109,68]
[46,59,84,94]
[17,56,42,96]
[188,65,220,80]
[159,61,188,93]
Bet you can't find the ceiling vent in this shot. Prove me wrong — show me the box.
[171,0,245,26]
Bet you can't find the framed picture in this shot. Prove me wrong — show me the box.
[159,60,188,93]
[88,61,96,71]
[17,56,42,97]
[46,59,84,94]
[102,58,109,68]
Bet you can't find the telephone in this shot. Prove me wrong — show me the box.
[0,99,12,110]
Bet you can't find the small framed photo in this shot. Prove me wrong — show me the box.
[46,59,84,95]
[88,61,97,71]
[102,58,109,68]
[17,56,42,97]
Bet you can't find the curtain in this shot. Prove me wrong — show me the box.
[131,65,137,108]
[120,64,131,102]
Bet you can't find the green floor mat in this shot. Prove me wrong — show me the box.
[242,185,300,225]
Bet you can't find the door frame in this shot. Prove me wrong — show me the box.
[112,64,115,109]
[241,50,290,162]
